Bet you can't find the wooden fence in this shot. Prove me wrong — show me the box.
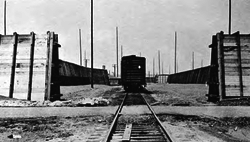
[207,31,250,101]
[146,77,157,83]
[57,60,109,86]
[167,66,211,84]
[0,32,109,101]
[0,32,60,101]
[156,74,169,83]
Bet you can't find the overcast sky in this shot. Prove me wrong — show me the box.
[1,0,250,74]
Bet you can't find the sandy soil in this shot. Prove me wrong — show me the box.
[159,114,250,142]
[1,83,250,141]
[0,115,113,142]
[2,114,249,142]
[61,84,127,106]
[61,85,122,101]
[146,83,211,106]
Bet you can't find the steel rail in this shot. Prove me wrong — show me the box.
[103,93,128,142]
[142,94,175,142]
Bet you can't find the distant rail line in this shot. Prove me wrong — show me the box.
[103,93,174,142]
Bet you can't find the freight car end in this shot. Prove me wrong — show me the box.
[121,55,146,91]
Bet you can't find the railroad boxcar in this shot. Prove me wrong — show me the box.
[121,55,146,90]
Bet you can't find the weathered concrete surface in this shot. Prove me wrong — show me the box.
[1,106,250,118]
[0,107,118,118]
[125,106,250,118]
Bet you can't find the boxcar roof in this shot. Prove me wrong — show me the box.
[122,55,146,59]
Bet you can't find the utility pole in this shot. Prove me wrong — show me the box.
[174,31,177,74]
[192,52,194,70]
[162,61,164,75]
[112,64,116,77]
[201,59,203,68]
[177,58,178,73]
[84,50,89,67]
[162,61,164,83]
[4,0,6,35]
[121,45,123,58]
[169,65,171,74]
[140,52,141,57]
[158,50,161,75]
[79,29,82,66]
[229,0,231,35]
[116,27,119,77]
[153,58,155,77]
[90,0,94,88]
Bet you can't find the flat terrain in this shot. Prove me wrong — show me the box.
[1,112,250,142]
[146,83,210,106]
[0,115,112,142]
[1,83,250,141]
[60,83,212,106]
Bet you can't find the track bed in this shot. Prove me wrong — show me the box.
[103,93,173,142]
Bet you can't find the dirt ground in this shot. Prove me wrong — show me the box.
[159,114,250,142]
[1,83,250,141]
[60,83,250,106]
[60,83,210,106]
[0,115,113,142]
[60,85,122,101]
[61,85,125,106]
[1,114,250,142]
[145,83,211,106]
[1,83,245,107]
[60,83,211,106]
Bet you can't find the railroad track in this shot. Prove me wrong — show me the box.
[103,93,174,142]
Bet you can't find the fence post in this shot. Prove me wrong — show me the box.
[9,32,18,98]
[217,31,225,100]
[235,31,243,97]
[27,32,35,100]
[45,31,54,100]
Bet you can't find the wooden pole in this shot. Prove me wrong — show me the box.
[217,31,225,100]
[153,58,155,77]
[79,29,82,66]
[84,50,89,67]
[91,0,94,88]
[121,45,123,58]
[162,61,163,83]
[229,0,231,35]
[192,52,194,70]
[169,65,171,74]
[116,27,119,77]
[27,32,35,100]
[162,61,163,74]
[9,32,18,98]
[174,31,177,74]
[84,50,86,67]
[46,32,54,100]
[235,32,243,97]
[112,64,116,77]
[4,0,6,35]
[158,50,160,75]
[177,58,178,73]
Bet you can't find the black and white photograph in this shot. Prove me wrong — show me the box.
[0,0,250,141]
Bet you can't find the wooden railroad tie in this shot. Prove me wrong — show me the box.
[122,124,132,142]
